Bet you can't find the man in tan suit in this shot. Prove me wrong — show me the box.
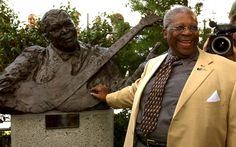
[91,5,236,147]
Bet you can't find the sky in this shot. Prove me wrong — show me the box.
[7,0,141,28]
[1,0,235,129]
[189,0,235,27]
[6,0,236,28]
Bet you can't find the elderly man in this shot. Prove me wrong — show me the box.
[91,5,236,147]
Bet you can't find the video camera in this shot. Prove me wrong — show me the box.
[207,21,236,56]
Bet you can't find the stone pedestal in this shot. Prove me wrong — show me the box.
[11,109,113,147]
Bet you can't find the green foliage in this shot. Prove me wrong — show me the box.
[129,0,188,16]
[78,12,141,75]
[0,0,47,71]
[0,0,21,70]
[79,13,113,47]
[114,25,167,75]
[114,109,130,147]
[193,2,203,16]
[0,131,10,147]
[199,19,212,48]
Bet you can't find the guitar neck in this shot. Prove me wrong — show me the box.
[109,23,146,52]
[70,15,161,95]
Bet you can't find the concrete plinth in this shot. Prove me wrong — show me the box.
[11,109,113,147]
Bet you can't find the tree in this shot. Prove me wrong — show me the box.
[0,130,10,147]
[114,109,130,147]
[0,0,47,71]
[79,13,114,47]
[0,0,21,70]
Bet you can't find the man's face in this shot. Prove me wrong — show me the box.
[163,12,199,58]
[45,11,78,52]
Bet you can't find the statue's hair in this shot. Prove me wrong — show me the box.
[163,5,197,28]
[40,9,70,33]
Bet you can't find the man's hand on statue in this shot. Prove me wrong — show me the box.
[90,84,108,102]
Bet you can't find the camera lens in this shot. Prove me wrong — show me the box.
[211,36,231,55]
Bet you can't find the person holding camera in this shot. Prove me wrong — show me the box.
[203,1,236,61]
[91,5,236,147]
[228,0,236,61]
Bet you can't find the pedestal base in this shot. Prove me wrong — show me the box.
[11,109,113,147]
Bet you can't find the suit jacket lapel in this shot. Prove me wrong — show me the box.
[132,53,167,123]
[134,53,167,102]
[124,53,167,147]
[146,53,168,83]
[173,50,214,118]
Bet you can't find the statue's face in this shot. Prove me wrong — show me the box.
[45,11,78,52]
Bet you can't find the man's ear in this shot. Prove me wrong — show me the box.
[163,28,167,39]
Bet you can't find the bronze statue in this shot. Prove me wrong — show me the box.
[0,9,161,114]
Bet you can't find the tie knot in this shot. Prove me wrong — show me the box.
[168,56,179,63]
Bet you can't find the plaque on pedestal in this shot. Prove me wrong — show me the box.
[45,113,80,129]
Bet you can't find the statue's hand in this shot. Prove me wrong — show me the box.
[90,84,108,102]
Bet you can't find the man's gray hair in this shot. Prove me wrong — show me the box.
[163,5,197,28]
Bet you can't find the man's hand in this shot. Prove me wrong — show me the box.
[203,38,209,52]
[228,45,236,61]
[90,84,109,102]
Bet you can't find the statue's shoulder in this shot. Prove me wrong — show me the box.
[18,45,46,62]
[23,45,46,54]
[2,45,46,76]
[0,46,46,93]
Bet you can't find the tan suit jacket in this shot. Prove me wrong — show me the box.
[107,49,236,147]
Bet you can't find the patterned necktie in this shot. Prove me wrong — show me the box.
[141,55,179,137]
